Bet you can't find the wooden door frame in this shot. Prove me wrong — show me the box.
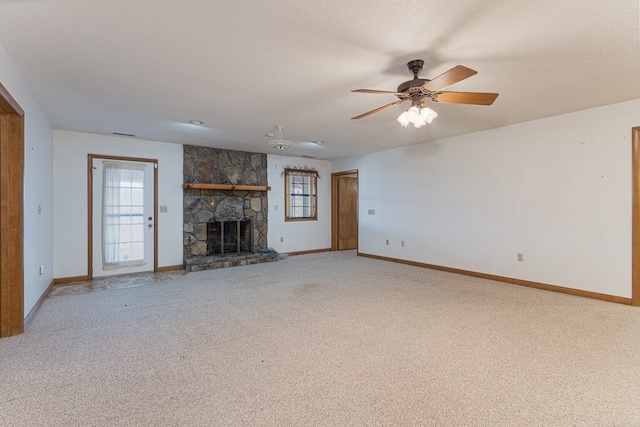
[0,83,24,337]
[87,154,159,278]
[632,127,640,306]
[331,169,358,251]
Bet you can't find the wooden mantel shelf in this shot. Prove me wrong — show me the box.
[183,183,271,191]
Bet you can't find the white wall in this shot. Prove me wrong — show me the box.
[333,99,640,298]
[0,44,54,318]
[267,154,331,253]
[53,130,183,278]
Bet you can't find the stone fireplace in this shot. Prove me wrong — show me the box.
[183,145,276,271]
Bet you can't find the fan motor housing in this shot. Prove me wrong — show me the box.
[397,78,430,93]
[397,59,430,94]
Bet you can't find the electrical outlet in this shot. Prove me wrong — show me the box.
[386,239,389,245]
[517,253,524,262]
[368,209,375,215]
[401,241,405,247]
[274,204,278,211]
[280,237,284,242]
[37,204,42,215]
[159,205,168,213]
[39,265,44,275]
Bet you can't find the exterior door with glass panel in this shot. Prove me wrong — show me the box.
[92,158,155,277]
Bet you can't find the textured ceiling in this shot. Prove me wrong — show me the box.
[0,0,638,160]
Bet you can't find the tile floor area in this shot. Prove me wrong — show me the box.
[49,269,187,297]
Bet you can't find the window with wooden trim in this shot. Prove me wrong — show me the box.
[285,169,318,221]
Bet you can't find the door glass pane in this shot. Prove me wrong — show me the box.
[102,161,146,270]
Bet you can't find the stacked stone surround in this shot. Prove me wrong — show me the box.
[183,145,271,270]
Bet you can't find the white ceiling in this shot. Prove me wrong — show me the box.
[0,0,639,160]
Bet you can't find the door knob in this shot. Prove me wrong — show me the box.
[148,216,153,221]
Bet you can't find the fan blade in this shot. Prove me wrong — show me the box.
[432,91,499,105]
[352,89,403,95]
[351,100,407,120]
[423,65,478,91]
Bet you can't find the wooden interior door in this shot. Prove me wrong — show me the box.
[337,175,358,250]
[0,83,24,337]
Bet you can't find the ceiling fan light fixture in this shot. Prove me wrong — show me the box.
[268,140,292,150]
[420,107,437,121]
[397,111,410,127]
[398,106,437,128]
[352,60,498,127]
[406,106,420,122]
[267,125,292,150]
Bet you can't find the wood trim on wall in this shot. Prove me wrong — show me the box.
[331,175,338,250]
[155,264,184,272]
[53,275,91,285]
[154,163,158,272]
[331,169,358,251]
[183,183,271,191]
[87,154,159,278]
[284,248,331,256]
[632,126,640,306]
[359,252,633,305]
[0,82,25,337]
[87,155,93,278]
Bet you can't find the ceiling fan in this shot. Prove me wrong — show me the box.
[351,60,499,128]
[267,125,324,150]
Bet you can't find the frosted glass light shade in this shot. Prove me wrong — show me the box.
[397,112,410,127]
[406,106,420,121]
[398,105,438,128]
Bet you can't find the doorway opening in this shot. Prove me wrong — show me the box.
[331,170,358,251]
[0,83,24,337]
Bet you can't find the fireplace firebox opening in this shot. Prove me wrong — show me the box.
[207,219,253,256]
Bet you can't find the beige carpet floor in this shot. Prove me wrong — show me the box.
[2,251,640,426]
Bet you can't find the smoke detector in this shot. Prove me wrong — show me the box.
[267,125,292,150]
